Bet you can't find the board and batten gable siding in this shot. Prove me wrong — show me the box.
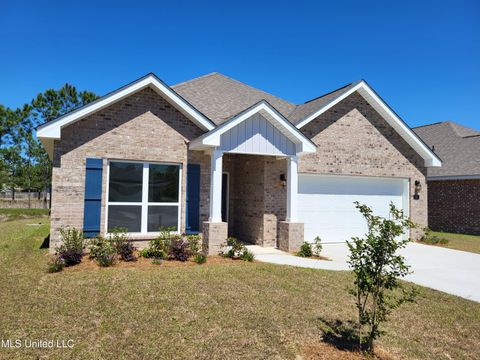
[219,113,297,156]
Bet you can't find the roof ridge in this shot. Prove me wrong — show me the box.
[172,72,220,88]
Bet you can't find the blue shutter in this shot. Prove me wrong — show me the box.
[83,158,103,237]
[186,164,200,234]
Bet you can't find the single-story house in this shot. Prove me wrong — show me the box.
[414,121,480,235]
[37,73,441,254]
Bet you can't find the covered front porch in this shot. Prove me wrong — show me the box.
[189,101,316,254]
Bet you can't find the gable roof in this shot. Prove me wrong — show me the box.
[36,71,441,167]
[37,73,216,140]
[189,100,316,155]
[173,72,296,125]
[288,81,360,124]
[413,121,480,178]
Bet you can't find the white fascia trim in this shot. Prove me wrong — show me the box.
[36,74,215,140]
[190,101,316,154]
[296,81,442,168]
[428,174,480,181]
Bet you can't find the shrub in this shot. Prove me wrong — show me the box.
[297,241,313,257]
[169,236,190,261]
[186,234,202,255]
[420,228,449,245]
[88,236,116,267]
[110,227,136,261]
[220,237,254,261]
[152,258,163,265]
[312,236,323,256]
[56,228,85,266]
[193,253,207,264]
[347,202,416,353]
[47,255,65,273]
[239,249,254,262]
[140,228,174,259]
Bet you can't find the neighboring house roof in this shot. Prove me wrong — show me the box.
[189,100,316,155]
[172,72,296,125]
[414,121,480,179]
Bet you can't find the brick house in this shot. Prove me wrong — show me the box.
[37,73,441,254]
[414,121,480,235]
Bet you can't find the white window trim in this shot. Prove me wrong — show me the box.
[105,159,182,237]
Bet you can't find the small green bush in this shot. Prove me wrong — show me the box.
[47,255,65,273]
[56,228,85,265]
[239,250,254,262]
[420,228,449,245]
[312,236,323,256]
[186,234,202,256]
[88,236,116,267]
[297,241,313,257]
[152,258,164,265]
[193,253,207,264]
[220,237,254,261]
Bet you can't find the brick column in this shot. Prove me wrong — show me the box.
[202,221,228,255]
[278,221,304,253]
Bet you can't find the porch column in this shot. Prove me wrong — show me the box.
[209,149,223,222]
[286,155,298,222]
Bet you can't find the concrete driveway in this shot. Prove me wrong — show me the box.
[249,243,480,302]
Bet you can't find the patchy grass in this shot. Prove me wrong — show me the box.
[0,207,50,221]
[0,218,479,359]
[426,231,480,254]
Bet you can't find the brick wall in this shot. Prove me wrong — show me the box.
[299,92,428,238]
[428,179,480,235]
[224,154,286,247]
[50,87,205,250]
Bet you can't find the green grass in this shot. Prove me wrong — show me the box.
[428,231,480,254]
[0,207,50,221]
[0,218,479,359]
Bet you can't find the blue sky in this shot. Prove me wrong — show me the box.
[1,0,479,129]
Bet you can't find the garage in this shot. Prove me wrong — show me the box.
[298,174,409,243]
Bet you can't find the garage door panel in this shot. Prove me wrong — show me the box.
[298,174,407,243]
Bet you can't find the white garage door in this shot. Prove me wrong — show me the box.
[298,174,409,244]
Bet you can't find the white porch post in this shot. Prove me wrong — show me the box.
[286,155,298,222]
[209,149,223,222]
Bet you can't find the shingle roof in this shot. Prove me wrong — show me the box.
[173,72,363,126]
[287,81,359,124]
[172,73,297,125]
[413,121,480,177]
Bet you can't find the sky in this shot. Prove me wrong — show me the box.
[0,0,479,130]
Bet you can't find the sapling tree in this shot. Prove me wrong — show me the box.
[347,201,416,353]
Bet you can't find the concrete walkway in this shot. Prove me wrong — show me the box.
[247,243,480,303]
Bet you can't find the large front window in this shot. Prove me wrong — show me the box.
[106,161,181,233]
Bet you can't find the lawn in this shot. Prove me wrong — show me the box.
[429,231,480,254]
[0,217,479,359]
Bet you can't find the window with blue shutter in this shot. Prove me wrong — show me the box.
[83,158,103,237]
[186,164,200,234]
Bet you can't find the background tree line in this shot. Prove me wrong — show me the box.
[0,84,97,207]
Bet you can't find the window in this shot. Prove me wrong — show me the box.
[106,161,181,234]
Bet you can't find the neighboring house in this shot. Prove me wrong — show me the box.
[37,73,441,254]
[414,121,480,235]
